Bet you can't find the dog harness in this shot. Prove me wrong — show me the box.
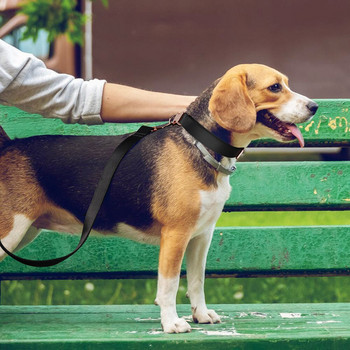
[0,113,244,267]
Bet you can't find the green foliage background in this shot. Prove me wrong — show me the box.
[19,0,108,45]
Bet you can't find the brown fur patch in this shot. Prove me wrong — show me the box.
[209,67,256,133]
[151,138,207,230]
[241,64,293,114]
[151,138,209,277]
[158,226,192,278]
[0,150,46,238]
[33,204,82,234]
[0,206,13,239]
[209,64,294,133]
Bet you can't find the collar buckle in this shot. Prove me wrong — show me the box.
[168,113,183,126]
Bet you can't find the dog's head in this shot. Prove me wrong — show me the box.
[208,64,318,147]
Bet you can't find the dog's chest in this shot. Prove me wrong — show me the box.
[194,175,232,235]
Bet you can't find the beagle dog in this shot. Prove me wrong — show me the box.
[0,64,318,333]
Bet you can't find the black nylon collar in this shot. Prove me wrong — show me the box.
[174,113,244,159]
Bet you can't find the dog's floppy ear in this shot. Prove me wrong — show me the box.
[209,67,256,133]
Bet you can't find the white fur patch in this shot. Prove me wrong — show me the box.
[194,174,231,237]
[274,87,314,124]
[156,273,179,308]
[14,226,41,252]
[113,223,160,245]
[48,221,161,245]
[156,273,191,333]
[0,214,33,259]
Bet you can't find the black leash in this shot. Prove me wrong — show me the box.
[0,113,243,267]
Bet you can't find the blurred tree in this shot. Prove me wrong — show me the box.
[18,0,108,45]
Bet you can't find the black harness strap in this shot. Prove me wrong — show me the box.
[0,114,244,267]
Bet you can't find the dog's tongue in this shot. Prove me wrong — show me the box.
[286,124,304,148]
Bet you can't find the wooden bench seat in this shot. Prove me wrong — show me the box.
[2,303,350,349]
[0,99,349,348]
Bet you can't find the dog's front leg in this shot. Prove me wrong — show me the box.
[155,226,192,333]
[186,227,221,324]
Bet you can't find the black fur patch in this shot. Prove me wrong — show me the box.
[11,125,217,231]
[0,126,10,150]
[13,134,156,231]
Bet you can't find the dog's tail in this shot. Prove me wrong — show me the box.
[0,126,10,149]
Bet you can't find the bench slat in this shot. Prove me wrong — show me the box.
[1,99,349,147]
[1,226,349,279]
[227,161,350,211]
[2,303,350,349]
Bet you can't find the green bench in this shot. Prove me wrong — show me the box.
[1,100,349,349]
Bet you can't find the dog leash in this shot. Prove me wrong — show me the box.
[0,113,244,267]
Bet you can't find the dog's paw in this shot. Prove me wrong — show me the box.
[193,308,221,324]
[162,317,192,334]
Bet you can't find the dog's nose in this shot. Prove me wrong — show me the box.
[307,101,318,115]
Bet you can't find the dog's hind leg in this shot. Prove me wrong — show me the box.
[0,214,34,262]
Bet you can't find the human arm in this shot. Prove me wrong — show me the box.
[100,83,196,123]
[0,39,105,124]
[0,39,195,124]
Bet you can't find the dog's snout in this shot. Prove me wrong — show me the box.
[307,101,318,115]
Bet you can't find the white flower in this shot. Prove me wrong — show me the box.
[85,282,95,292]
[233,291,244,300]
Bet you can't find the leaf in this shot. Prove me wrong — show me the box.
[17,0,108,45]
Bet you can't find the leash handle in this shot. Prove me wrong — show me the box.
[0,126,153,267]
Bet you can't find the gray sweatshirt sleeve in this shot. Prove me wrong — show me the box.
[0,39,106,124]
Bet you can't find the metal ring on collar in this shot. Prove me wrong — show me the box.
[194,141,237,175]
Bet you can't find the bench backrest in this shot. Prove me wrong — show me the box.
[0,100,349,280]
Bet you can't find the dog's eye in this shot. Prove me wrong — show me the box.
[268,83,282,93]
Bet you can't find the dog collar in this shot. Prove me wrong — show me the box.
[194,140,237,175]
[164,113,244,174]
[170,113,245,159]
